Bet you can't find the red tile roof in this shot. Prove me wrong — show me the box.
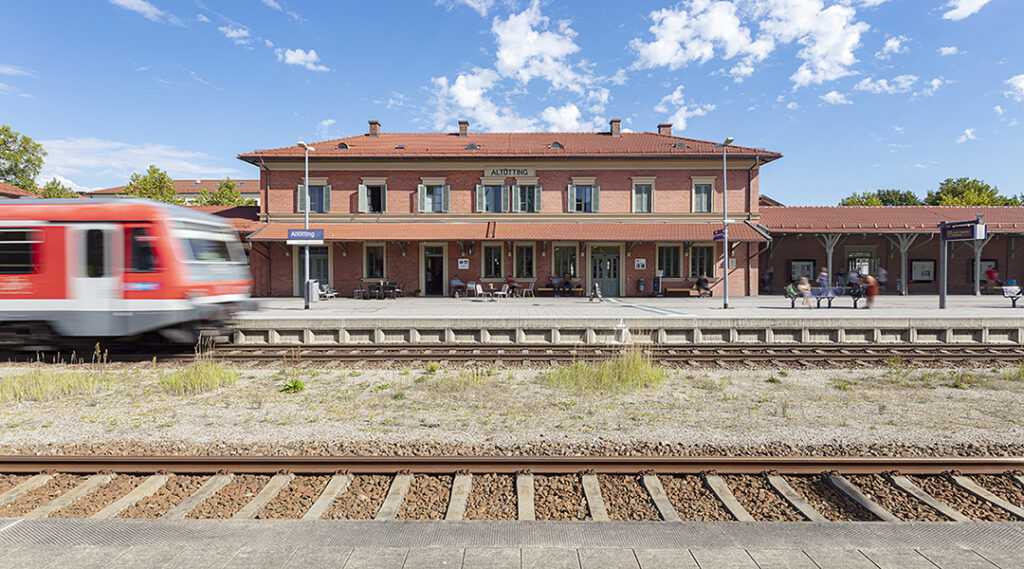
[185,205,261,233]
[761,206,1024,233]
[90,179,259,195]
[0,182,39,198]
[247,222,767,242]
[238,132,781,162]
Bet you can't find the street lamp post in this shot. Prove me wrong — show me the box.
[298,141,315,309]
[715,137,734,309]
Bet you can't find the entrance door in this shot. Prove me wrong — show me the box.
[71,225,122,335]
[590,246,620,296]
[298,246,330,291]
[423,245,445,296]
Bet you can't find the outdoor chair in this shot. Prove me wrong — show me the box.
[1003,285,1022,308]
[319,283,338,299]
[475,284,492,299]
[466,281,476,296]
[519,282,535,297]
[492,284,511,299]
[353,287,368,299]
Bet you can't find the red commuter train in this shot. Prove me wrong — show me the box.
[0,199,255,345]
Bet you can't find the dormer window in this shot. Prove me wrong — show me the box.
[549,142,563,149]
[337,142,348,149]
[464,142,479,150]
[674,141,687,149]
[395,144,405,149]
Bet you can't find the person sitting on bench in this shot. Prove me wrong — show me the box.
[450,274,467,297]
[696,274,712,297]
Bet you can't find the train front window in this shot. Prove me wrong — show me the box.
[128,227,157,273]
[187,238,232,262]
[173,221,247,264]
[0,229,39,274]
[85,229,106,278]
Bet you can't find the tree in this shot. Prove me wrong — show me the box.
[0,125,46,192]
[124,165,183,204]
[925,177,1022,206]
[839,189,923,206]
[39,177,80,199]
[192,177,256,206]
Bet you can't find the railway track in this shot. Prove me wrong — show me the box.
[1,456,1023,522]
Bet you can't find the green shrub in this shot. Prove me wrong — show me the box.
[280,379,306,393]
[425,361,440,374]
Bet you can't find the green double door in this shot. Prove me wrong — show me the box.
[590,246,619,296]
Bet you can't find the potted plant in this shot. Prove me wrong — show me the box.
[413,289,421,297]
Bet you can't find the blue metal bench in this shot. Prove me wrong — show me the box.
[785,285,863,308]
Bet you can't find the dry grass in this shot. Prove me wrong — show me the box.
[158,360,239,395]
[540,351,667,394]
[0,368,112,403]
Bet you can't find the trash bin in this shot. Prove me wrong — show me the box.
[307,279,320,303]
[638,278,645,293]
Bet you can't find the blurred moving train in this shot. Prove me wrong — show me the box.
[0,199,256,345]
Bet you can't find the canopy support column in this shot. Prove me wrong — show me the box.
[816,234,845,286]
[886,234,918,296]
[972,235,993,295]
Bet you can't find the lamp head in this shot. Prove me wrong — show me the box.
[716,137,734,147]
[298,141,315,151]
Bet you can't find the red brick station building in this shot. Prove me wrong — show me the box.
[235,120,1022,298]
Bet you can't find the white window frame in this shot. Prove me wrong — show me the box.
[362,241,387,281]
[691,176,715,213]
[480,242,504,282]
[419,242,448,296]
[631,177,656,213]
[689,243,716,278]
[359,177,387,214]
[551,242,579,279]
[656,243,683,279]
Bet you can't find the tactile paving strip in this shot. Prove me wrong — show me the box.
[0,518,1023,550]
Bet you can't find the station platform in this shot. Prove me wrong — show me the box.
[229,295,1024,346]
[1,518,1022,568]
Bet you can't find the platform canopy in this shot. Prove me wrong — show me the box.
[761,206,1024,234]
[247,222,769,242]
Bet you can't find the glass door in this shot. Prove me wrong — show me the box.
[590,246,620,296]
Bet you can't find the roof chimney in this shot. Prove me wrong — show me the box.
[368,120,380,137]
[610,118,621,138]
[458,120,469,137]
[658,123,672,136]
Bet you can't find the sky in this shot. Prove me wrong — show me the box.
[2,0,1023,205]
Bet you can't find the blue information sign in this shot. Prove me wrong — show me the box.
[713,228,724,241]
[287,229,324,244]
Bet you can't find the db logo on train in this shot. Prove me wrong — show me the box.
[0,276,35,295]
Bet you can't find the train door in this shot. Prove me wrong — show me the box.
[70,225,123,335]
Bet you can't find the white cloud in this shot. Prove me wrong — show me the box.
[38,137,240,191]
[854,74,917,94]
[942,0,993,21]
[821,90,852,104]
[632,0,870,88]
[786,101,799,110]
[261,0,302,21]
[264,39,274,48]
[218,25,251,45]
[196,13,209,23]
[938,46,959,56]
[654,85,715,130]
[0,64,31,76]
[316,118,336,139]
[918,77,948,97]
[430,69,537,131]
[435,0,494,17]
[1005,74,1024,102]
[492,1,585,93]
[274,48,330,72]
[956,128,976,143]
[994,105,1004,115]
[852,0,890,6]
[540,103,603,131]
[262,0,282,9]
[107,0,179,25]
[875,35,908,60]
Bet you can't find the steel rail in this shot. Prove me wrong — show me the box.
[1,455,1022,475]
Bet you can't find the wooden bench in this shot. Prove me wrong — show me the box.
[1004,286,1022,307]
[537,286,584,297]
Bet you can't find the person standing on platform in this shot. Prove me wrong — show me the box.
[817,268,829,288]
[877,266,888,293]
[985,267,1000,294]
[863,273,879,309]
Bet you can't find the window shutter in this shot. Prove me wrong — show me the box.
[501,185,510,213]
[382,184,388,213]
[592,184,600,212]
[324,185,332,213]
[510,185,520,212]
[648,186,653,213]
[417,184,426,213]
[296,184,306,213]
[442,185,450,213]
[567,184,576,213]
[534,185,542,213]
[357,184,368,213]
[475,185,485,212]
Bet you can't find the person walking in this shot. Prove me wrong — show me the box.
[877,266,888,292]
[863,273,879,309]
[817,268,829,288]
[796,277,813,309]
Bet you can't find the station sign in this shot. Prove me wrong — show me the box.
[940,222,986,241]
[712,228,724,241]
[287,228,324,245]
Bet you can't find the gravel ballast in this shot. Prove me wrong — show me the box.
[322,474,390,520]
[534,475,590,521]
[658,475,731,521]
[845,474,944,521]
[0,474,86,517]
[396,474,452,520]
[52,474,145,518]
[971,474,1024,508]
[464,474,516,520]
[0,474,29,495]
[117,475,207,518]
[257,475,330,519]
[722,474,803,521]
[187,474,269,519]
[910,475,1018,521]
[784,475,875,521]
[598,474,660,521]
